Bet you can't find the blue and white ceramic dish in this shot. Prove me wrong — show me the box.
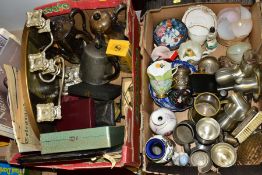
[149,60,197,112]
[153,18,188,51]
[171,60,197,73]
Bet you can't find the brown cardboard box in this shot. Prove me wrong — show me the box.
[140,3,262,174]
[10,0,142,170]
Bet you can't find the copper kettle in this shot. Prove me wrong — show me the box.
[90,3,126,34]
[90,3,126,48]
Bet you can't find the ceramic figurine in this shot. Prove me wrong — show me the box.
[147,60,175,98]
[145,135,175,163]
[149,108,177,135]
[205,27,218,52]
[153,18,188,50]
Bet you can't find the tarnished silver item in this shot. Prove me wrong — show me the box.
[63,65,82,94]
[198,56,220,74]
[216,50,262,100]
[36,103,62,122]
[173,66,190,90]
[28,52,48,72]
[26,10,51,33]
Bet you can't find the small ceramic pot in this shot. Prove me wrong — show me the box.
[147,60,174,98]
[178,40,203,64]
[149,108,177,135]
[145,135,175,163]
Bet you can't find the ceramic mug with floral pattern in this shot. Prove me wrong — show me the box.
[147,60,177,98]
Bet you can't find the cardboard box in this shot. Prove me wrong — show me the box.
[10,0,141,170]
[140,2,262,174]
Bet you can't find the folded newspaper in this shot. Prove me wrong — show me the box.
[0,28,21,139]
[1,28,40,152]
[4,65,40,152]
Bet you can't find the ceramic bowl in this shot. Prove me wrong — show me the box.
[153,18,188,50]
[178,40,203,64]
[182,5,217,45]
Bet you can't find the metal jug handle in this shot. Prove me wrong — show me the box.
[69,8,88,32]
[104,57,120,81]
[183,144,191,155]
[112,3,127,23]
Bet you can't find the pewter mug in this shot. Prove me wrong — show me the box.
[211,143,237,167]
[79,42,120,85]
[173,120,195,154]
[218,92,250,131]
[190,144,213,173]
[194,92,221,118]
[196,118,221,145]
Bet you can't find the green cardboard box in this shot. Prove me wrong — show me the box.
[40,126,125,154]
